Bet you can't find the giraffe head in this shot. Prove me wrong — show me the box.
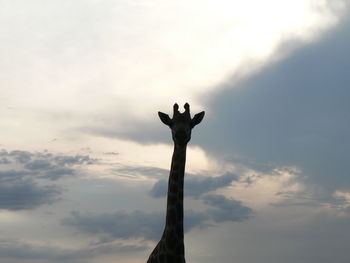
[158,103,205,146]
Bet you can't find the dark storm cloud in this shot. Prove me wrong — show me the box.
[0,149,95,210]
[197,17,350,193]
[150,172,239,198]
[63,194,252,241]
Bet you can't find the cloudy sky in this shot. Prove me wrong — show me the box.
[1,1,350,262]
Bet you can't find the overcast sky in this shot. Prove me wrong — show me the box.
[1,1,350,263]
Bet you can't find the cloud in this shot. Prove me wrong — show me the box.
[0,179,60,211]
[82,117,170,146]
[6,150,34,164]
[201,204,350,263]
[63,194,252,241]
[198,15,350,193]
[150,172,239,198]
[62,210,166,241]
[202,194,253,222]
[272,190,350,209]
[0,148,96,210]
[0,149,95,180]
[103,151,119,155]
[0,238,146,261]
[112,165,169,180]
[63,165,250,242]
[0,168,61,210]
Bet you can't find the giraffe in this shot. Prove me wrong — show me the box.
[146,103,205,263]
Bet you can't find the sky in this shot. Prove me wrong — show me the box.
[0,0,350,262]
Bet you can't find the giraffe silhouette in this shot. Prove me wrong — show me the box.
[146,103,205,263]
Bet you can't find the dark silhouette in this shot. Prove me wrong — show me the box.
[146,103,205,263]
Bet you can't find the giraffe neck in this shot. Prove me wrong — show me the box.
[162,143,187,249]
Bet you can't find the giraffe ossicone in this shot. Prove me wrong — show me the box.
[146,103,204,263]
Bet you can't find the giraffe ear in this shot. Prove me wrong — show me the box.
[158,112,172,127]
[191,111,205,128]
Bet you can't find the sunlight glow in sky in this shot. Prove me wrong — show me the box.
[0,0,349,262]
